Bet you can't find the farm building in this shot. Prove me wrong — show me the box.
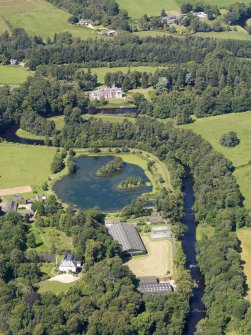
[151,226,172,240]
[12,195,27,205]
[139,276,173,295]
[90,86,124,100]
[79,19,94,26]
[108,223,146,255]
[59,254,82,273]
[1,201,18,214]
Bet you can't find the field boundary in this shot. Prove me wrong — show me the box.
[0,185,32,196]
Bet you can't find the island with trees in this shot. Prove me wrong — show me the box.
[96,157,125,177]
[117,176,145,190]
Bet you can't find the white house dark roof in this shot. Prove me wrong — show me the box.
[108,223,146,253]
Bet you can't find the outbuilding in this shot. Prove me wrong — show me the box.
[108,223,146,256]
[151,226,172,240]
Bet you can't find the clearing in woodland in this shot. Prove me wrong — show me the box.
[126,234,173,279]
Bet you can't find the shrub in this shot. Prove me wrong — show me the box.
[220,131,240,147]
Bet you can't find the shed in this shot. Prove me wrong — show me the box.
[151,226,172,240]
[108,223,146,255]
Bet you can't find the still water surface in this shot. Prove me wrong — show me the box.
[54,156,152,211]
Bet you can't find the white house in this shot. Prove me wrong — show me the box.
[59,254,81,273]
[193,12,208,18]
[90,86,124,100]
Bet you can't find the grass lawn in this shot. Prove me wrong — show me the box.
[126,234,173,279]
[117,0,180,18]
[31,224,73,254]
[41,262,55,277]
[16,128,47,140]
[180,112,251,213]
[85,66,164,85]
[48,114,136,130]
[49,116,65,131]
[0,143,56,190]
[38,280,77,294]
[135,29,251,41]
[0,65,32,85]
[83,113,136,124]
[98,98,135,108]
[1,0,98,40]
[196,29,251,41]
[196,223,215,240]
[236,227,251,301]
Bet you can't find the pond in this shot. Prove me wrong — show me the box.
[53,156,152,211]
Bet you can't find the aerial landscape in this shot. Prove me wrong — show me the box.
[0,0,251,334]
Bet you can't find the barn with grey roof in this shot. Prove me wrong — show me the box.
[108,223,146,255]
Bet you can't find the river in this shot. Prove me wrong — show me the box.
[182,169,206,335]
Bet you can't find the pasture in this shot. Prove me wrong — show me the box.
[0,143,56,189]
[135,28,251,41]
[181,112,251,213]
[0,0,97,39]
[0,65,31,85]
[117,0,179,18]
[117,0,251,18]
[126,234,173,278]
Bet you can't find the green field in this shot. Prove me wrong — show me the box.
[181,112,251,213]
[118,0,251,18]
[38,280,77,294]
[135,28,251,41]
[0,0,97,39]
[117,0,180,18]
[86,66,163,85]
[0,65,32,85]
[126,234,173,279]
[16,128,47,140]
[196,28,251,41]
[0,143,56,189]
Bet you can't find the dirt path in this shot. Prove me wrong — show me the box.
[0,185,32,196]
